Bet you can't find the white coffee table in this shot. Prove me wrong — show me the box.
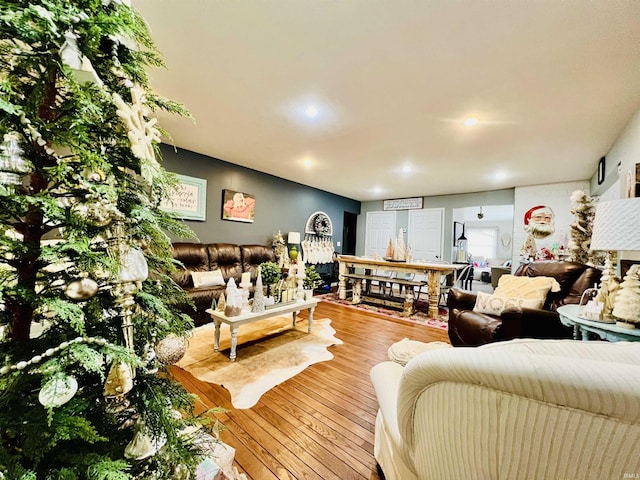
[206,298,319,361]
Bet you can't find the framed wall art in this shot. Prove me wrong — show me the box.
[221,189,256,223]
[160,174,207,221]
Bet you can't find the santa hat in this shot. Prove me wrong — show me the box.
[524,205,552,225]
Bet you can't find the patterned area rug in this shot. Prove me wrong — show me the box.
[176,316,342,409]
[318,293,449,331]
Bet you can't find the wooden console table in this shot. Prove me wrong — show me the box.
[337,255,463,318]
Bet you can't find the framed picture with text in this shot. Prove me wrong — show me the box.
[160,174,207,221]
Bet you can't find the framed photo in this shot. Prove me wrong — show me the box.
[597,157,606,185]
[222,189,255,223]
[453,221,464,246]
[160,174,207,221]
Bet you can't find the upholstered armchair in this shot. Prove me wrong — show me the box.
[370,339,640,480]
[447,261,601,346]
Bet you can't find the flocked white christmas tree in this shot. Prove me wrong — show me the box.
[612,265,640,328]
[567,190,606,266]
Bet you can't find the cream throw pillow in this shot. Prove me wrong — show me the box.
[191,269,225,288]
[473,291,543,316]
[493,274,561,309]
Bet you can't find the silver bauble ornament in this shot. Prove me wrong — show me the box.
[154,334,188,365]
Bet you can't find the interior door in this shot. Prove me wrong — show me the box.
[364,211,396,258]
[408,208,444,262]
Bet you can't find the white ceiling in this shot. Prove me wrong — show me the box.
[134,0,640,202]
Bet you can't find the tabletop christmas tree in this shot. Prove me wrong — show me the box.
[0,1,216,478]
[612,265,640,329]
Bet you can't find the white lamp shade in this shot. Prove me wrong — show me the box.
[287,231,301,244]
[590,198,640,252]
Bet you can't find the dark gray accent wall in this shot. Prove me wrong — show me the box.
[160,145,361,248]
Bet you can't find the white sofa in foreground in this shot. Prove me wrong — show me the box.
[370,339,640,480]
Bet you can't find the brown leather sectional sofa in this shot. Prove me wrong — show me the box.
[447,260,602,347]
[171,242,275,325]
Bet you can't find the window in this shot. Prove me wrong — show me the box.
[466,227,498,260]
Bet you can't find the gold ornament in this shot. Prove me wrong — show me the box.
[64,277,99,300]
[103,362,134,397]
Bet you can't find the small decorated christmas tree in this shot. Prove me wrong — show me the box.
[612,265,640,328]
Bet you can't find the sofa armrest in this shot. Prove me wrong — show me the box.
[370,361,405,443]
[448,308,503,346]
[447,287,477,311]
[500,307,573,340]
[396,343,640,460]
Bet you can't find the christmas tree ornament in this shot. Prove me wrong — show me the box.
[0,133,32,185]
[64,277,99,300]
[72,198,119,226]
[38,375,78,407]
[173,464,191,480]
[124,422,167,460]
[119,247,149,283]
[59,30,103,86]
[612,265,640,329]
[103,362,134,397]
[154,334,188,365]
[113,85,162,182]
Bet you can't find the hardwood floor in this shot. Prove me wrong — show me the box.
[171,300,450,479]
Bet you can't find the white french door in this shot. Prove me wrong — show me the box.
[408,208,444,262]
[364,211,396,258]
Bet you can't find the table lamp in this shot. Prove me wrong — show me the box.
[288,231,301,262]
[590,198,640,326]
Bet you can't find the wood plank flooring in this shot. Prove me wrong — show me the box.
[171,300,450,479]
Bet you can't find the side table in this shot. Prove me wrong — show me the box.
[557,305,640,342]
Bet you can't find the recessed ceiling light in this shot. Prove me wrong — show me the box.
[304,105,319,118]
[401,164,413,174]
[464,117,479,127]
[302,157,313,168]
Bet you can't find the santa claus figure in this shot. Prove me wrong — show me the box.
[520,205,555,260]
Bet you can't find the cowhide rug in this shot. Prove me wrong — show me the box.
[176,315,342,409]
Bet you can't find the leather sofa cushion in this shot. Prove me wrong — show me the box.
[171,242,210,287]
[241,244,276,282]
[207,243,243,283]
